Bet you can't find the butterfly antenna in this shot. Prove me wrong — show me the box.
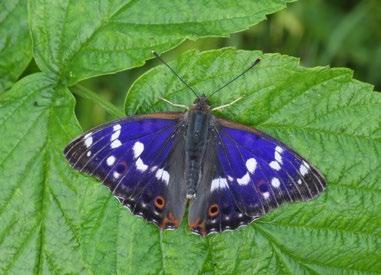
[209,58,261,98]
[152,51,199,97]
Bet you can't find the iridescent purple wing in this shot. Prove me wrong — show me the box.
[188,134,253,235]
[64,113,187,229]
[189,118,326,236]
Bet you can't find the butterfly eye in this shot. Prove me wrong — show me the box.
[154,196,166,209]
[208,204,219,217]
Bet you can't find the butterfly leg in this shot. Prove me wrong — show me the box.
[158,97,188,110]
[211,97,243,111]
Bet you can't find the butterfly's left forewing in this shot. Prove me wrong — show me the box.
[189,117,326,236]
[64,113,187,229]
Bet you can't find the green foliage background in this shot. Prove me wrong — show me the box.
[0,0,380,274]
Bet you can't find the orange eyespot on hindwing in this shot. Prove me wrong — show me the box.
[208,204,219,217]
[154,196,166,209]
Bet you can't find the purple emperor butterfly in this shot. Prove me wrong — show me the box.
[64,53,326,236]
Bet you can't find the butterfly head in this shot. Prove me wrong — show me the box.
[192,96,211,112]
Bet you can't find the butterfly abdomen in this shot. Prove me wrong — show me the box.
[184,109,212,199]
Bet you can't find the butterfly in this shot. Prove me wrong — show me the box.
[64,53,326,236]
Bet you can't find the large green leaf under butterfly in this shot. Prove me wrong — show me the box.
[0,50,381,273]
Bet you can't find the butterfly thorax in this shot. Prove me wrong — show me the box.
[184,97,213,199]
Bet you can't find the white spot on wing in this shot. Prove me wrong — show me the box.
[299,162,309,176]
[269,161,281,171]
[106,155,116,166]
[113,171,121,179]
[237,172,251,185]
[84,132,92,139]
[262,192,270,199]
[133,141,144,158]
[246,158,257,174]
[135,158,148,172]
[86,151,91,157]
[271,177,281,188]
[298,179,302,185]
[275,146,284,153]
[210,177,228,191]
[84,136,93,148]
[275,151,282,164]
[110,130,121,141]
[227,175,233,182]
[155,168,170,185]
[111,139,122,149]
[113,124,121,131]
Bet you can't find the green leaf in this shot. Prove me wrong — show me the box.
[0,0,32,92]
[0,74,88,273]
[0,73,137,273]
[29,0,293,85]
[1,50,380,272]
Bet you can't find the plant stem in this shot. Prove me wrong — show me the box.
[73,85,125,118]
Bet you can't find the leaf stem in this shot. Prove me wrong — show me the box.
[73,85,125,118]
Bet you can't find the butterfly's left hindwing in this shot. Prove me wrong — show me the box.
[64,114,187,229]
[189,118,326,236]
